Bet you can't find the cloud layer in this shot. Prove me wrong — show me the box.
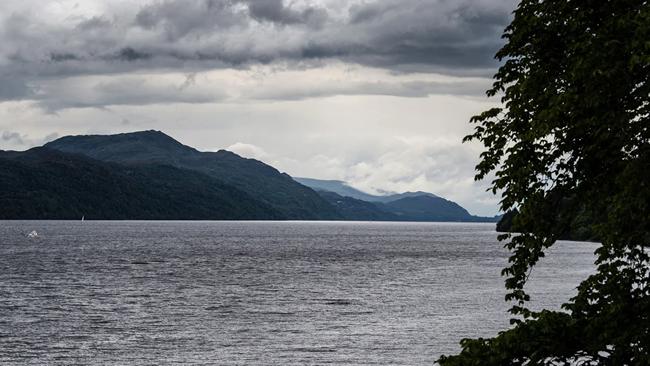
[0,0,514,107]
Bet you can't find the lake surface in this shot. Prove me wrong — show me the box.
[0,221,597,365]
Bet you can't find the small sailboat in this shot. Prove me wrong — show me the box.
[27,230,38,238]
[81,216,85,222]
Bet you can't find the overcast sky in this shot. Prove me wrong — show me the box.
[0,0,517,216]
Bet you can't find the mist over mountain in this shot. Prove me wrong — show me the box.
[294,177,439,203]
[297,177,498,222]
[293,178,382,202]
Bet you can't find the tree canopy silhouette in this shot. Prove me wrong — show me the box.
[439,0,649,364]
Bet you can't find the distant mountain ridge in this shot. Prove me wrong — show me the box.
[382,195,478,222]
[294,177,438,203]
[294,178,381,202]
[0,130,498,222]
[45,130,340,220]
[296,177,498,222]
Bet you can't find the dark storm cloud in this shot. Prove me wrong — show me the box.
[113,47,152,62]
[134,0,249,41]
[0,0,516,106]
[3,0,514,71]
[343,0,513,71]
[245,0,328,27]
[134,0,328,35]
[128,0,511,71]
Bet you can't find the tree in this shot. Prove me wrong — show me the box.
[439,1,649,364]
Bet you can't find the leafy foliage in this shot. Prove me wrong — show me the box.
[440,0,649,364]
[496,208,598,242]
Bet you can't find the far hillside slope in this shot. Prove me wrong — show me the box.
[317,191,399,221]
[297,177,498,222]
[0,148,281,220]
[382,195,475,222]
[294,177,380,202]
[46,131,341,220]
[294,177,438,203]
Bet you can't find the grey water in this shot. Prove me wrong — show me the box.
[0,221,597,365]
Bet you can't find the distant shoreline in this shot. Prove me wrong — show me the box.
[1,219,498,224]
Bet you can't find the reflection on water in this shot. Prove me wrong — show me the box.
[0,221,596,365]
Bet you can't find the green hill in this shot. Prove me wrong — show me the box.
[45,130,341,220]
[0,148,281,220]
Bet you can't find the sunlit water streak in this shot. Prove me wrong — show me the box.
[0,221,597,365]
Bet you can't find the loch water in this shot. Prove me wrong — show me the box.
[0,221,597,365]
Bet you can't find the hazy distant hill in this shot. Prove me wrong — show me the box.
[382,195,482,222]
[298,177,498,222]
[294,177,438,203]
[0,148,281,220]
[375,191,440,203]
[45,130,340,220]
[316,191,399,221]
[294,178,381,202]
